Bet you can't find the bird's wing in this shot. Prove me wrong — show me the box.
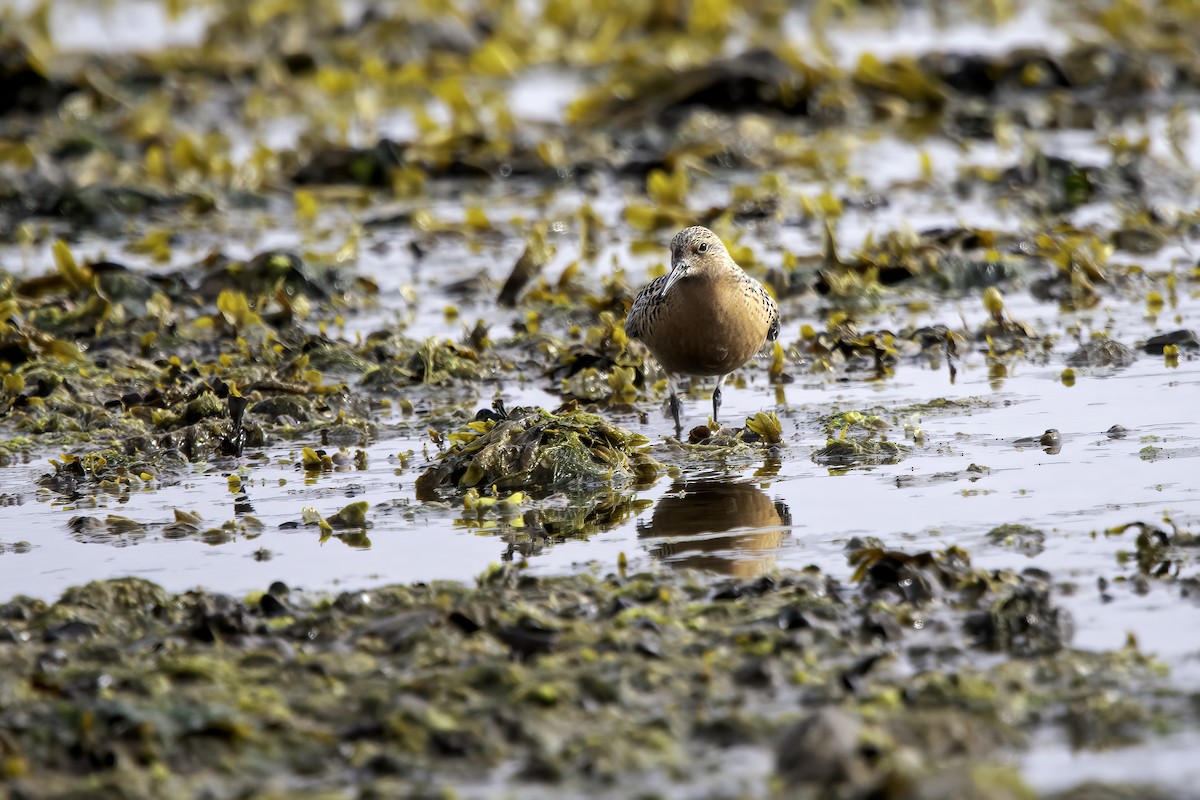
[742,274,780,343]
[766,295,780,342]
[624,274,668,340]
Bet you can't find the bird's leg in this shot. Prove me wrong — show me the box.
[667,377,682,435]
[711,375,726,425]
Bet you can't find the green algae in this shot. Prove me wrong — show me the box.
[1109,518,1200,579]
[987,523,1048,558]
[416,404,663,497]
[0,549,1187,799]
[65,507,264,547]
[0,0,1193,481]
[813,408,908,468]
[0,243,388,470]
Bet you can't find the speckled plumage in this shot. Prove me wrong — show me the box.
[625,226,780,429]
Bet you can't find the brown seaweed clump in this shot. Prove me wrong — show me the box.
[813,409,907,468]
[0,553,1185,800]
[416,404,662,498]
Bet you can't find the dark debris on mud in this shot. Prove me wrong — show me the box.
[0,542,1188,800]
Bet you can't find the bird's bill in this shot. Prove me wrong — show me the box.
[657,261,688,299]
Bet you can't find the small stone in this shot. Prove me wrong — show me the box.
[259,593,288,618]
[776,706,869,787]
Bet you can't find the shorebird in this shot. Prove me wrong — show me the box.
[625,226,780,431]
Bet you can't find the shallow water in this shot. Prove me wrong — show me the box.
[5,260,1198,647]
[4,119,1199,638]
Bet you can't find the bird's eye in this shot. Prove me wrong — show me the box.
[697,242,708,253]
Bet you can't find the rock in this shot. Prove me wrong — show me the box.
[775,706,869,788]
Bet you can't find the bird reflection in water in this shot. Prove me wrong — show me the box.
[638,480,792,576]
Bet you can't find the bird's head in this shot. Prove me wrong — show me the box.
[658,226,728,299]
